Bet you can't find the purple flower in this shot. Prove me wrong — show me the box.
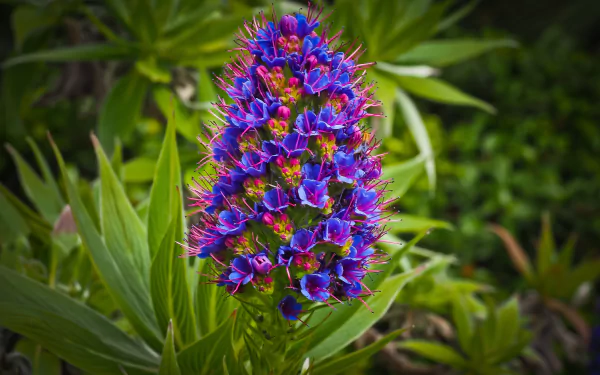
[241,151,266,177]
[229,255,254,285]
[317,106,346,132]
[334,150,358,184]
[301,273,330,302]
[263,187,289,211]
[323,218,352,246]
[251,252,272,275]
[282,133,308,158]
[295,110,319,136]
[353,187,380,217]
[278,295,302,320]
[297,179,329,209]
[335,258,366,284]
[291,229,317,252]
[184,6,389,322]
[216,209,247,236]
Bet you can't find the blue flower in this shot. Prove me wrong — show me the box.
[263,187,289,211]
[216,209,247,236]
[282,133,308,158]
[229,255,254,285]
[295,110,319,136]
[300,273,330,302]
[241,151,266,177]
[278,295,303,320]
[291,229,317,252]
[298,179,329,209]
[323,218,352,246]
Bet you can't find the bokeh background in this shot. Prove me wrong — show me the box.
[0,0,598,374]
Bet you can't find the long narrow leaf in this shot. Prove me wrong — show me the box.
[50,136,162,350]
[396,88,436,193]
[0,266,159,374]
[159,321,182,375]
[3,44,133,68]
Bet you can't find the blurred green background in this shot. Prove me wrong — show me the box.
[0,0,598,374]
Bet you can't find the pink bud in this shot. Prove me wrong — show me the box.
[306,55,318,70]
[262,212,274,226]
[290,158,300,166]
[256,65,269,77]
[277,106,291,120]
[289,77,300,87]
[280,214,289,222]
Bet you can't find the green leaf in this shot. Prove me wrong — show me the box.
[386,214,453,233]
[367,69,395,138]
[147,109,182,259]
[452,296,473,354]
[153,86,202,143]
[312,329,405,375]
[306,270,419,361]
[0,184,51,242]
[563,260,600,297]
[97,70,149,154]
[124,157,157,183]
[396,39,517,67]
[177,311,238,375]
[195,259,237,336]
[50,137,162,350]
[437,0,478,31]
[136,57,171,83]
[399,340,467,368]
[14,339,62,375]
[6,144,63,223]
[536,213,556,276]
[2,44,133,68]
[159,321,182,375]
[395,88,436,192]
[0,266,159,374]
[26,138,64,206]
[150,194,197,347]
[393,75,495,113]
[0,184,30,243]
[493,297,519,353]
[381,155,425,201]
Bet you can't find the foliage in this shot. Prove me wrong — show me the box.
[400,297,532,375]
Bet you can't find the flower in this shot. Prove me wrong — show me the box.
[183,5,388,322]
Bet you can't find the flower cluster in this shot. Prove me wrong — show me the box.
[184,7,390,321]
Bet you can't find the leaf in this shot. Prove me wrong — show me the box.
[452,296,473,354]
[159,321,182,375]
[124,157,157,183]
[563,259,600,298]
[150,194,197,347]
[153,86,201,143]
[97,70,149,154]
[399,340,467,368]
[136,57,171,83]
[381,155,425,201]
[305,270,419,361]
[14,339,62,375]
[147,108,182,259]
[536,213,556,276]
[488,224,534,283]
[0,266,159,374]
[545,298,590,344]
[393,75,495,113]
[6,144,63,223]
[312,329,405,375]
[396,87,437,192]
[0,184,51,242]
[387,214,453,233]
[26,137,64,206]
[367,69,396,138]
[437,0,478,31]
[493,297,519,352]
[0,184,30,243]
[396,39,517,67]
[2,44,133,68]
[177,311,237,375]
[50,136,162,350]
[376,62,440,78]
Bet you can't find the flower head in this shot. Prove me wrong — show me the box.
[183,5,388,322]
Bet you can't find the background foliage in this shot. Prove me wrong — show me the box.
[0,0,598,374]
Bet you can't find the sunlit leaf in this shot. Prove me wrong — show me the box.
[396,88,436,192]
[387,214,453,233]
[312,329,405,375]
[393,75,495,113]
[399,340,467,368]
[159,321,181,375]
[382,155,425,201]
